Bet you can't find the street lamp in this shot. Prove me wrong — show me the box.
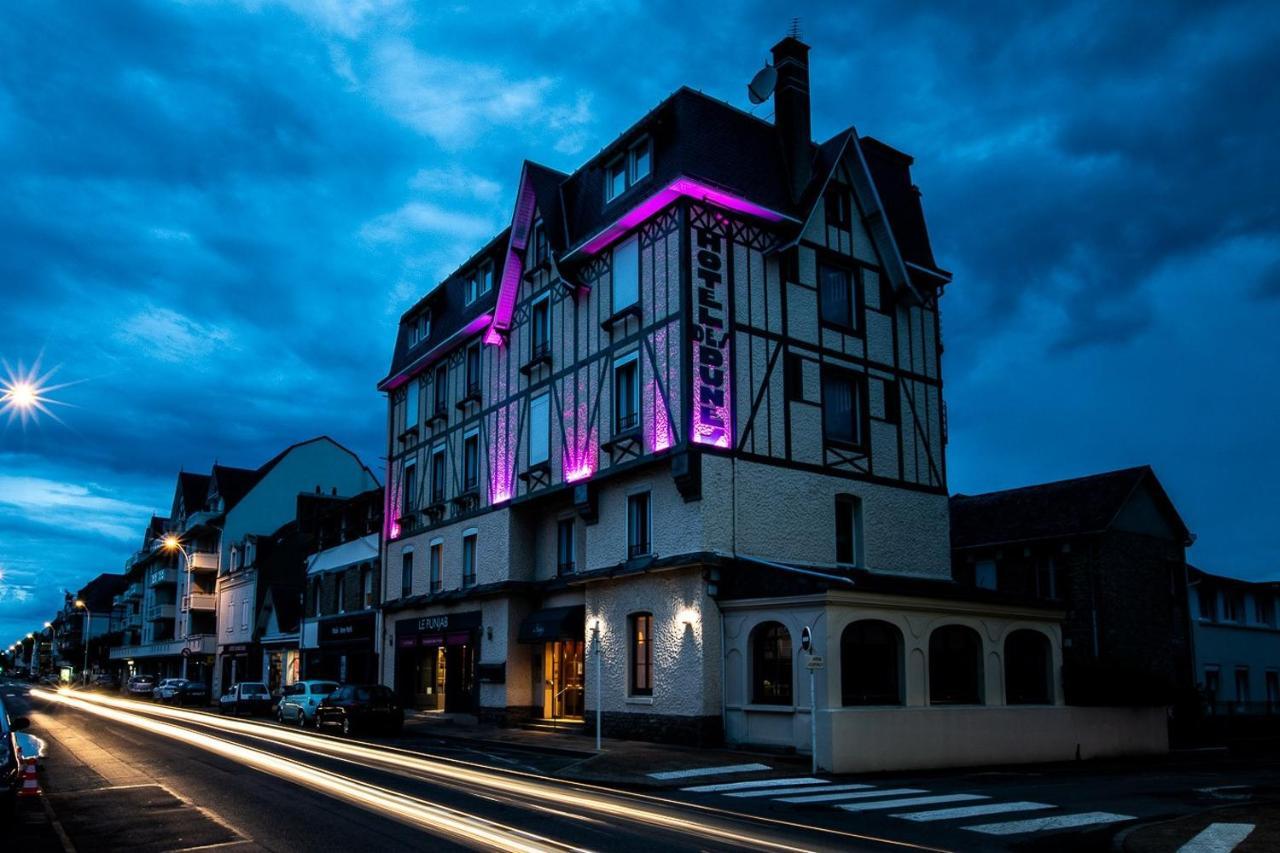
[162,535,193,678]
[75,599,91,685]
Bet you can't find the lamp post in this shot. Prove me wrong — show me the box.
[74,600,92,685]
[25,632,35,678]
[161,535,193,679]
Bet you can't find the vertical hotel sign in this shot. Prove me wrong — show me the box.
[690,211,731,448]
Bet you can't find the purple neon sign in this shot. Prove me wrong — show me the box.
[690,213,732,448]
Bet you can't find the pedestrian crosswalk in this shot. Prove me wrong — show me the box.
[677,770,1136,840]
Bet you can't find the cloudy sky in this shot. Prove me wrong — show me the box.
[2,1,1277,643]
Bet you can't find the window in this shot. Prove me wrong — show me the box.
[1235,667,1250,706]
[530,220,548,267]
[405,380,419,428]
[361,566,374,609]
[465,343,481,395]
[529,393,550,466]
[614,353,639,433]
[821,369,866,447]
[1267,671,1279,714]
[611,235,639,310]
[824,186,851,229]
[401,461,417,513]
[530,295,550,358]
[462,531,477,587]
[630,613,653,696]
[1255,594,1275,627]
[606,157,627,201]
[974,559,997,591]
[336,572,346,613]
[819,263,858,331]
[1204,666,1220,704]
[241,599,249,630]
[1004,630,1052,704]
[557,518,575,575]
[630,138,651,183]
[835,495,864,567]
[463,431,479,491]
[429,540,443,592]
[407,319,420,347]
[427,446,446,504]
[751,622,792,705]
[627,492,650,558]
[418,313,430,343]
[433,364,448,414]
[929,625,983,705]
[466,272,479,304]
[312,580,322,617]
[479,261,494,295]
[841,621,902,705]
[1224,590,1244,623]
[1197,585,1217,621]
[881,378,900,424]
[401,550,413,598]
[606,138,652,202]
[226,603,233,633]
[785,353,806,402]
[1035,556,1059,599]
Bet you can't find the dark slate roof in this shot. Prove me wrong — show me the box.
[381,86,947,388]
[1188,565,1280,591]
[76,572,130,611]
[210,464,260,510]
[950,466,1190,549]
[177,472,211,516]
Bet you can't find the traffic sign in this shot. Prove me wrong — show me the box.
[806,656,824,670]
[800,626,812,653]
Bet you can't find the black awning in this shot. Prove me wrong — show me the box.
[517,605,585,644]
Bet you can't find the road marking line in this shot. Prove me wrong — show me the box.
[779,787,927,804]
[649,762,771,780]
[1177,822,1255,852]
[841,794,987,812]
[893,801,1054,822]
[964,811,1135,835]
[682,776,825,793]
[727,783,875,799]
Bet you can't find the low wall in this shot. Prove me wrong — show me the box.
[821,705,1167,773]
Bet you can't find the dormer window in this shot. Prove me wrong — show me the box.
[407,312,430,347]
[466,272,479,304]
[605,136,652,203]
[480,261,493,295]
[465,261,495,304]
[530,219,548,267]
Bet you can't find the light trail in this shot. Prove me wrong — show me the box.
[33,689,584,853]
[42,689,945,853]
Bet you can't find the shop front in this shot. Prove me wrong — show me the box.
[394,611,481,713]
[309,613,378,684]
[518,605,585,722]
[262,638,301,695]
[219,643,261,692]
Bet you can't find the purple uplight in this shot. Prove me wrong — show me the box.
[561,371,597,484]
[579,177,788,256]
[487,401,517,504]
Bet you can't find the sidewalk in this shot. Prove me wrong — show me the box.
[399,710,809,788]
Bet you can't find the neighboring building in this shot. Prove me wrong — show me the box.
[376,34,1163,771]
[950,465,1196,705]
[1189,566,1280,717]
[57,573,129,678]
[300,488,383,684]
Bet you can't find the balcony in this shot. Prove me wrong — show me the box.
[182,592,216,611]
[109,638,185,660]
[147,603,176,622]
[123,582,144,600]
[189,551,219,572]
[184,634,216,656]
[149,566,178,587]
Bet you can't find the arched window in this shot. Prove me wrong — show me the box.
[629,613,653,696]
[929,625,983,705]
[751,621,793,705]
[841,620,903,705]
[1005,630,1052,704]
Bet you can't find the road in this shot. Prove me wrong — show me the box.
[2,679,921,853]
[5,677,1280,852]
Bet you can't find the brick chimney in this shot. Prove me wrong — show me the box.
[771,34,812,202]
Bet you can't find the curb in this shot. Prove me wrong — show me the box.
[402,727,597,758]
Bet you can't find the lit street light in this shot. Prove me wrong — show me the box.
[75,598,92,685]
[162,534,194,679]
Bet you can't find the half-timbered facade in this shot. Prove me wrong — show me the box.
[377,35,1164,769]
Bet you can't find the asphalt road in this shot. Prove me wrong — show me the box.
[2,680,913,852]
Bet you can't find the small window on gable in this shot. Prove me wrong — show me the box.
[606,157,627,202]
[407,319,420,347]
[479,261,494,295]
[418,313,430,343]
[630,138,651,183]
[465,272,479,305]
[605,136,652,204]
[531,294,550,356]
[530,219,548,267]
[824,186,851,229]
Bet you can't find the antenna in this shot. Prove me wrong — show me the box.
[789,17,801,39]
[747,62,777,105]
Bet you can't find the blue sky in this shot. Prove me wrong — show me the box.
[2,1,1278,643]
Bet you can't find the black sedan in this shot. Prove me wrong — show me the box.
[316,685,403,736]
[1,697,31,818]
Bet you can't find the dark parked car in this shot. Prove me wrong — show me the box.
[126,675,156,698]
[316,685,403,736]
[219,682,272,716]
[155,678,209,706]
[90,674,118,691]
[1,697,31,817]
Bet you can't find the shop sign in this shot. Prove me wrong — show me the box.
[690,219,732,449]
[319,614,374,645]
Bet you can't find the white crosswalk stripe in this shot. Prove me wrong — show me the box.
[893,801,1054,822]
[727,783,874,799]
[778,787,927,804]
[1177,822,1255,853]
[649,762,770,780]
[841,793,988,813]
[682,776,826,793]
[963,811,1135,836]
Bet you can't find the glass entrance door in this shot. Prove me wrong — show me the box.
[544,640,584,720]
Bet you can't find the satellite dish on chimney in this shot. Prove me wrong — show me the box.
[747,63,777,105]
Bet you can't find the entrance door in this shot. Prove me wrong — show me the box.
[443,642,474,713]
[544,640,584,720]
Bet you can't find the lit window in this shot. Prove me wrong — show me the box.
[614,354,639,433]
[611,235,639,310]
[751,622,792,705]
[529,393,550,466]
[630,613,653,696]
[627,492,650,558]
[462,531,477,587]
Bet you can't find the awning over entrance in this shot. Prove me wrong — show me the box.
[517,605,584,644]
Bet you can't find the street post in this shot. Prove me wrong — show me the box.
[592,622,602,752]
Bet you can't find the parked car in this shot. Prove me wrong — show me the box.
[125,675,156,698]
[219,682,272,716]
[1,696,31,818]
[90,674,118,692]
[316,684,403,736]
[154,678,208,705]
[276,680,339,728]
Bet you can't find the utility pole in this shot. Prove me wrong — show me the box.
[592,622,602,752]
